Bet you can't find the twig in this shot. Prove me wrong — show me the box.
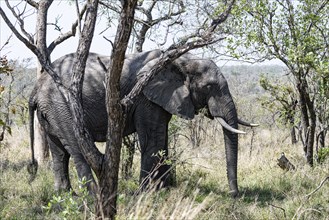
[75,0,82,37]
[25,0,38,8]
[47,3,87,54]
[249,128,255,157]
[292,176,329,219]
[0,34,13,52]
[103,36,114,48]
[305,176,329,199]
[4,0,35,43]
[268,203,286,218]
[97,56,108,72]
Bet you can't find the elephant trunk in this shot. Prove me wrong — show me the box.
[208,95,239,197]
[222,100,239,197]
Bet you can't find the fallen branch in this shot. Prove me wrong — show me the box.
[305,176,329,199]
[268,203,286,218]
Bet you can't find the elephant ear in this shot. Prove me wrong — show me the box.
[141,58,195,119]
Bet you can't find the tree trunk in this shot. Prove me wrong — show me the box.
[96,1,138,218]
[33,0,53,164]
[122,134,136,180]
[296,75,316,166]
[290,126,297,144]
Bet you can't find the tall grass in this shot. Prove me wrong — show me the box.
[0,124,328,219]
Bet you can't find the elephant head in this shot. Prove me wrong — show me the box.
[138,52,257,197]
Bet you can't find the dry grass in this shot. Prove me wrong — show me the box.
[0,124,328,219]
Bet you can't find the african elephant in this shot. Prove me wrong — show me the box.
[29,49,256,197]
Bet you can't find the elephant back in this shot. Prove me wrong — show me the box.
[120,50,162,97]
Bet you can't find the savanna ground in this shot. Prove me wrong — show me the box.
[0,118,328,219]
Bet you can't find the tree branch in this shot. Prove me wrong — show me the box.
[99,0,121,14]
[306,0,329,34]
[47,3,87,54]
[0,6,38,55]
[35,0,54,63]
[134,0,185,52]
[122,0,235,106]
[75,0,82,37]
[4,0,35,44]
[305,176,329,199]
[25,0,39,8]
[70,0,103,176]
[101,0,138,217]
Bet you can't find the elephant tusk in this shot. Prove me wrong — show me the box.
[217,118,246,134]
[238,118,259,127]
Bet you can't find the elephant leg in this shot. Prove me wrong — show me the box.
[135,101,172,189]
[64,146,96,194]
[47,135,71,192]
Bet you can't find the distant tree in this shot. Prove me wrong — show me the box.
[0,55,13,141]
[0,58,36,133]
[259,75,298,144]
[228,0,329,165]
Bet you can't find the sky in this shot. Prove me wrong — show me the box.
[1,1,284,67]
[0,1,140,65]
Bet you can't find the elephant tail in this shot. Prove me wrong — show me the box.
[27,93,38,182]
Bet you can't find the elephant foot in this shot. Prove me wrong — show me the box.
[230,189,239,198]
[82,179,97,196]
[139,167,173,191]
[54,179,71,193]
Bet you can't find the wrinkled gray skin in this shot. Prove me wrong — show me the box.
[29,50,240,197]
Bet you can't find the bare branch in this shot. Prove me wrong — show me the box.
[47,22,63,32]
[1,1,66,93]
[4,0,35,43]
[0,34,13,52]
[122,0,235,105]
[209,1,235,32]
[25,0,39,8]
[47,3,87,54]
[75,0,82,37]
[268,203,286,218]
[305,176,329,199]
[0,7,38,54]
[99,0,121,13]
[70,0,103,176]
[103,36,114,48]
[134,0,185,52]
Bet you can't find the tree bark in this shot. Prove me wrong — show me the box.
[96,1,138,218]
[122,134,136,180]
[296,75,316,166]
[290,127,297,145]
[32,0,53,164]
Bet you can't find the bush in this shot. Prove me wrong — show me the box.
[317,147,329,164]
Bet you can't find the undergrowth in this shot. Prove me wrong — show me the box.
[0,126,328,219]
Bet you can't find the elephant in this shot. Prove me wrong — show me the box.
[29,49,257,197]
